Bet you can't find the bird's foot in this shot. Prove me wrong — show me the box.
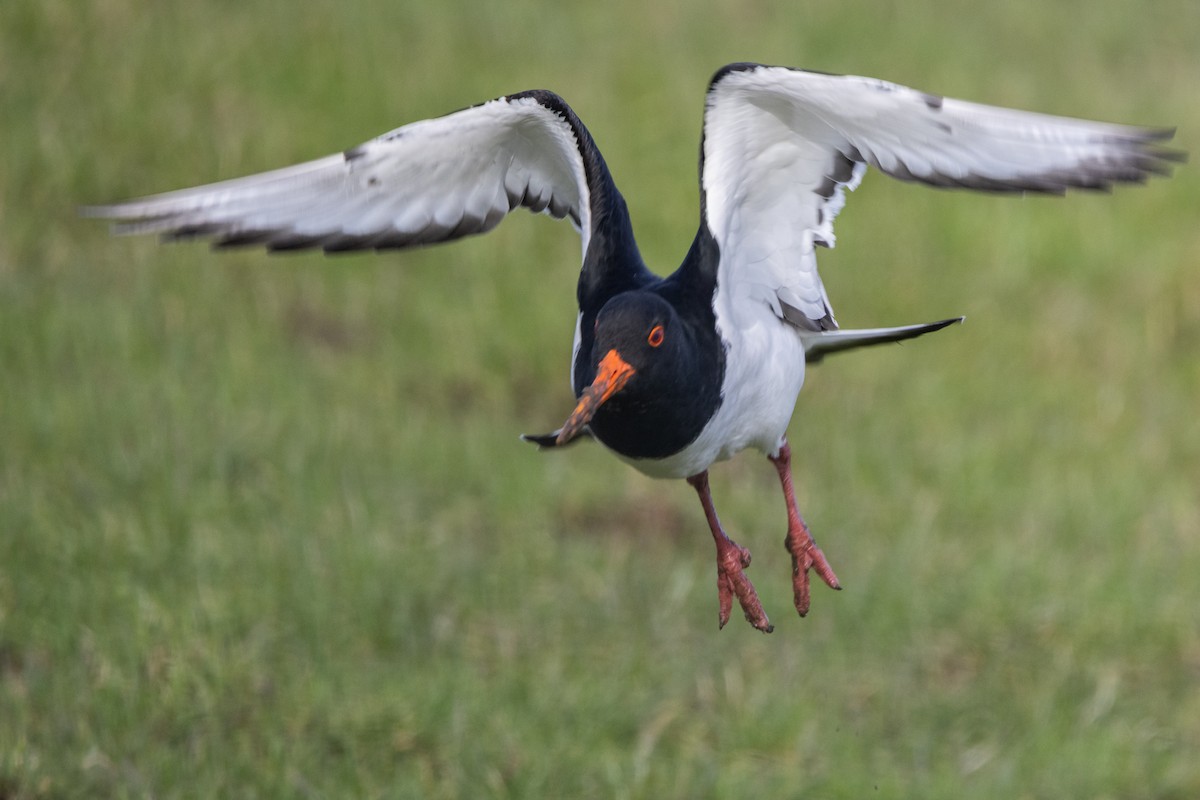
[785,524,841,617]
[688,470,773,633]
[715,535,774,633]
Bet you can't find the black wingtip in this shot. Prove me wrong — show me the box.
[804,315,964,364]
[520,430,592,449]
[934,315,966,330]
[520,431,559,448]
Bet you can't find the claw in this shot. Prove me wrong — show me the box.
[786,532,840,617]
[715,538,773,632]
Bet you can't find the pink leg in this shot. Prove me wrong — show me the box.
[687,471,774,633]
[769,440,841,617]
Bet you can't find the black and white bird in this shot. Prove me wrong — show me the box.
[86,63,1179,632]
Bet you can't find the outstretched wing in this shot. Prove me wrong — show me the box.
[701,63,1182,331]
[85,90,609,261]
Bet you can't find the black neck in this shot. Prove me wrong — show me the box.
[586,224,726,460]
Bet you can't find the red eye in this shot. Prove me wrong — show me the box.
[647,324,665,348]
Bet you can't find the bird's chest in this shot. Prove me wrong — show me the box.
[689,321,807,463]
[601,321,807,480]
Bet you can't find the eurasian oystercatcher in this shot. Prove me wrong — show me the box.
[86,63,1180,632]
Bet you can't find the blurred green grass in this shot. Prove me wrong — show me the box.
[2,0,1198,796]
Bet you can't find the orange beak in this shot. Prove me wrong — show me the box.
[555,349,636,445]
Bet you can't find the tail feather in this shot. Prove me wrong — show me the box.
[801,317,964,364]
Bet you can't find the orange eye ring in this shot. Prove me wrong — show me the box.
[647,324,665,348]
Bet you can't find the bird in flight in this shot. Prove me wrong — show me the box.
[86,63,1180,632]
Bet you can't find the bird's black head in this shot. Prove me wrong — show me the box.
[555,291,709,456]
[592,290,679,374]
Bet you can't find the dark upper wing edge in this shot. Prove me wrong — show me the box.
[82,90,626,259]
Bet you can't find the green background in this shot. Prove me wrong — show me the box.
[3,0,1197,796]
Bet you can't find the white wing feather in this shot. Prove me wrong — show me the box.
[702,65,1179,330]
[85,94,594,260]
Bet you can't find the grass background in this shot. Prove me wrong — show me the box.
[2,0,1198,796]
